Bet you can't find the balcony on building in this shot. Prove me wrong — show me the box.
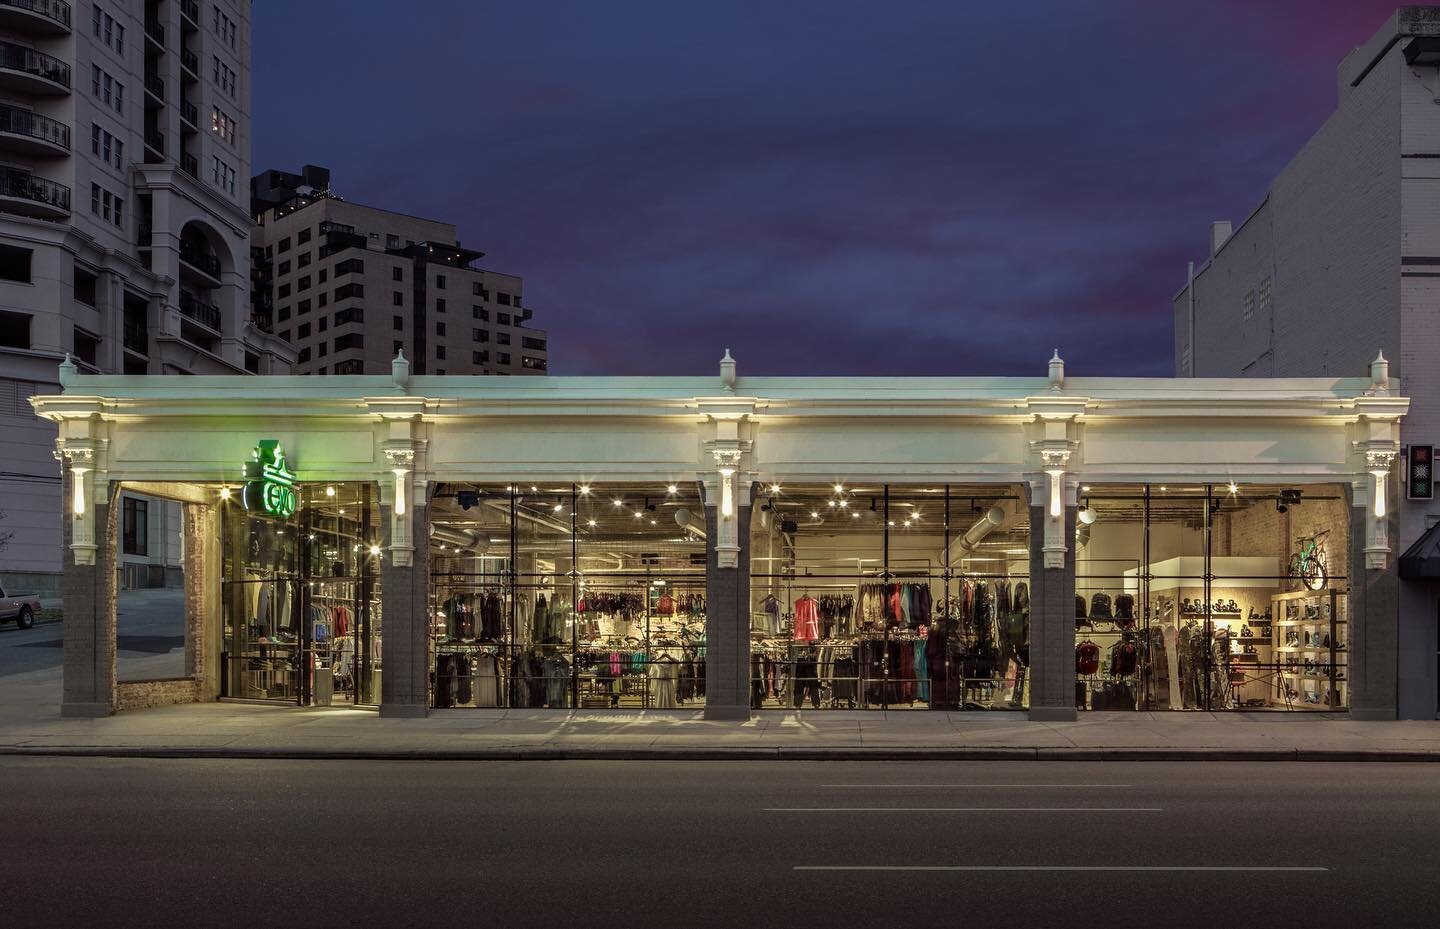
[180,150,197,178]
[0,103,67,155]
[143,13,163,47]
[178,238,221,286]
[319,221,367,255]
[0,40,69,94]
[179,0,198,28]
[180,47,198,79]
[0,0,72,35]
[178,289,220,333]
[143,69,164,104]
[0,166,67,218]
[179,98,197,129]
[122,316,148,356]
[143,126,164,162]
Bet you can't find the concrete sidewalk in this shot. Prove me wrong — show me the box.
[3,687,1440,760]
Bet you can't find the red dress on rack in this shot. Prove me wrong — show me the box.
[794,596,821,642]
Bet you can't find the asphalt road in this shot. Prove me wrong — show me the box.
[0,588,184,679]
[1,759,1436,928]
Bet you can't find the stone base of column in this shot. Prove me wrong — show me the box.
[1028,706,1077,722]
[1349,708,1397,721]
[379,703,429,719]
[61,702,114,718]
[703,704,750,721]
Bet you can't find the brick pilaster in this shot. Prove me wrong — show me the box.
[379,498,430,717]
[703,501,751,719]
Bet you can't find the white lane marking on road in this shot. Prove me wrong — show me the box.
[794,866,1329,872]
[764,808,1163,813]
[818,784,1133,789]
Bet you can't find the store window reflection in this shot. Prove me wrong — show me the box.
[1074,483,1349,711]
[749,483,1031,710]
[221,482,382,706]
[428,482,707,710]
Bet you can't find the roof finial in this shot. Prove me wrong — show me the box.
[58,352,76,388]
[1048,348,1065,392]
[392,349,410,388]
[1371,349,1390,394]
[720,348,736,393]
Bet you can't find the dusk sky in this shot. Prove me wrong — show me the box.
[253,0,1403,377]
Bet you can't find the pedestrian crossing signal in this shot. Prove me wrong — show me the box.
[1408,445,1433,500]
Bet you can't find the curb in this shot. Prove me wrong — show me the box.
[0,617,62,634]
[1,746,1437,762]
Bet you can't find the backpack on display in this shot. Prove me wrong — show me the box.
[1114,593,1134,620]
[1076,640,1101,676]
[1111,640,1139,677]
[1090,592,1113,620]
[1076,595,1087,618]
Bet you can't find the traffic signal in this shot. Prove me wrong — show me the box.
[1408,445,1433,500]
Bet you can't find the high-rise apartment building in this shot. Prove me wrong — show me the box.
[1173,7,1440,718]
[0,1,291,595]
[250,166,549,376]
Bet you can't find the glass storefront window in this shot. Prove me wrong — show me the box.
[749,483,1031,710]
[221,482,382,706]
[1075,482,1349,711]
[428,481,707,709]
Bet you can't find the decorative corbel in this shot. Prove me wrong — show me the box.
[1037,445,1074,569]
[55,441,97,565]
[382,442,417,567]
[710,446,744,568]
[1363,446,1397,570]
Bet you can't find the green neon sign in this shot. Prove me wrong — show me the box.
[242,440,297,519]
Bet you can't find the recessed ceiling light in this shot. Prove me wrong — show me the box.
[613,499,624,507]
[769,484,782,494]
[579,486,590,495]
[834,483,845,493]
[810,511,819,518]
[667,484,678,494]
[587,519,597,527]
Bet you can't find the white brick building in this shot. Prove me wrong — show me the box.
[1174,6,1440,718]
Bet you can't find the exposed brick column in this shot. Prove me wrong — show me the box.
[703,501,751,720]
[1348,485,1399,719]
[1028,498,1078,721]
[379,496,430,717]
[182,502,221,699]
[61,478,118,718]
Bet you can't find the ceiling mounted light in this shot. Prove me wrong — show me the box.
[810,511,820,519]
[579,485,591,496]
[1227,482,1239,495]
[769,483,782,494]
[667,484,678,494]
[834,483,844,494]
[219,486,231,500]
[613,498,624,507]
[587,519,597,527]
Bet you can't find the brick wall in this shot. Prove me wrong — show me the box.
[379,496,428,716]
[60,478,119,717]
[1177,46,1404,383]
[116,678,202,711]
[704,501,751,719]
[1216,489,1349,583]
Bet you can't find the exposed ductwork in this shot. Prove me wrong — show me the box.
[673,508,706,539]
[946,504,1008,564]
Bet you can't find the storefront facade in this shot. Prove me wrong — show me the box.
[32,350,1409,721]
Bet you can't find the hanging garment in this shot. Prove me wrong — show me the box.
[543,655,570,708]
[648,657,679,708]
[1012,581,1030,617]
[792,652,820,708]
[793,596,821,642]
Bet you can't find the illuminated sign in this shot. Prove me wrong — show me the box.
[242,440,297,518]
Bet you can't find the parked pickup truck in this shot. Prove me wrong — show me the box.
[0,584,40,629]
